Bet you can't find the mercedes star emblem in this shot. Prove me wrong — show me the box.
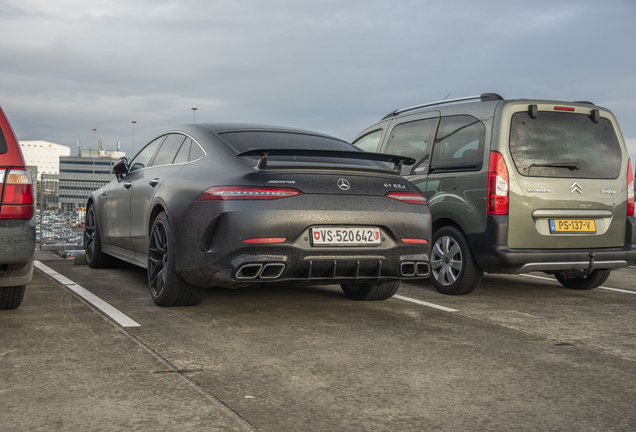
[337,178,350,191]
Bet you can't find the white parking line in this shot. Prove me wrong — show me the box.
[520,273,636,295]
[34,261,141,327]
[393,294,459,312]
[629,266,636,270]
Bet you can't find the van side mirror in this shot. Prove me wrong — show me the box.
[112,157,129,180]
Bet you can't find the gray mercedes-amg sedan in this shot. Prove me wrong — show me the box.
[85,123,432,307]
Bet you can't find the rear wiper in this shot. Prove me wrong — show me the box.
[528,162,581,171]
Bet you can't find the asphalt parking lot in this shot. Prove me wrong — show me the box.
[1,252,635,431]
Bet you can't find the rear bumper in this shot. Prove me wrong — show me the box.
[0,219,35,287]
[173,194,432,287]
[470,215,636,273]
[179,245,430,288]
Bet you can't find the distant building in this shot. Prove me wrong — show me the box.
[60,148,126,175]
[19,140,71,180]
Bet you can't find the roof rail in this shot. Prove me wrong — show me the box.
[380,93,504,120]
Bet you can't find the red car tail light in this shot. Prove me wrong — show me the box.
[196,186,301,201]
[627,160,634,217]
[487,151,509,215]
[385,191,427,205]
[0,167,34,219]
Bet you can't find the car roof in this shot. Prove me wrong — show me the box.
[174,122,347,142]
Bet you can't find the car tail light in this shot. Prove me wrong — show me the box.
[628,160,634,217]
[487,151,508,215]
[0,167,34,219]
[385,191,427,205]
[196,186,301,201]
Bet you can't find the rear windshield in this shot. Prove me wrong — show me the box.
[509,112,622,179]
[0,129,7,154]
[219,131,392,171]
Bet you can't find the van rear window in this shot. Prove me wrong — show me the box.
[509,112,621,179]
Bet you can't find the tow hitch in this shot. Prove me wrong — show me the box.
[573,252,595,277]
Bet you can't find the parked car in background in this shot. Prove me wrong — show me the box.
[0,104,35,310]
[353,93,636,295]
[85,123,432,307]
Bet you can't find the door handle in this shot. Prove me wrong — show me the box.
[149,178,159,187]
[124,181,133,189]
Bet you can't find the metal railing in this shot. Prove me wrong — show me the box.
[37,174,110,252]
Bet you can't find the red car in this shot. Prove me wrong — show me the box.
[0,104,35,310]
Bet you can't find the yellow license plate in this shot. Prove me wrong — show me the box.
[550,219,596,233]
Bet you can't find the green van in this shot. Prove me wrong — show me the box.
[353,94,636,295]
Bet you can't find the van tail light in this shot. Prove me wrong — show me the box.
[196,186,301,201]
[627,160,634,217]
[487,151,509,215]
[0,167,35,219]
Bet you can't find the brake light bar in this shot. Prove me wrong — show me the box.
[197,186,301,201]
[628,160,634,217]
[487,151,509,215]
[0,167,34,219]
[385,191,427,205]
[554,106,575,112]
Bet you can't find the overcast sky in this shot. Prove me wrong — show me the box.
[1,0,635,160]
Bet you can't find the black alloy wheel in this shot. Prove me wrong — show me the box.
[84,204,115,268]
[148,212,204,307]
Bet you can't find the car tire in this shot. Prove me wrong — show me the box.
[84,204,117,268]
[340,281,401,300]
[554,269,611,290]
[148,212,205,307]
[0,285,25,310]
[430,226,483,295]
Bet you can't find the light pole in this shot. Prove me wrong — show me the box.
[131,120,137,156]
[92,128,96,150]
[192,106,197,123]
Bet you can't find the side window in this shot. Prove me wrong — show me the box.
[189,142,205,161]
[430,115,485,172]
[353,130,383,152]
[0,129,7,154]
[173,138,192,164]
[385,118,438,174]
[129,136,165,172]
[151,134,186,166]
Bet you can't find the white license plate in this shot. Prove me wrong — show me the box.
[311,227,381,246]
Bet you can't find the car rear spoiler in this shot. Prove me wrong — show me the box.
[236,149,416,174]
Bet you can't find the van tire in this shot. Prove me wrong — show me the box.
[555,269,611,290]
[430,226,483,295]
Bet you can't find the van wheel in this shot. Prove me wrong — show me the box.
[430,226,483,295]
[554,269,611,290]
[341,281,401,300]
[148,212,205,307]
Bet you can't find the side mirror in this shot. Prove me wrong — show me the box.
[112,157,129,180]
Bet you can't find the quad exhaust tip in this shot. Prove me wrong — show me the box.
[235,263,285,280]
[400,261,431,277]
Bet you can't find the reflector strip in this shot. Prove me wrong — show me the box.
[402,238,428,244]
[243,238,286,243]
